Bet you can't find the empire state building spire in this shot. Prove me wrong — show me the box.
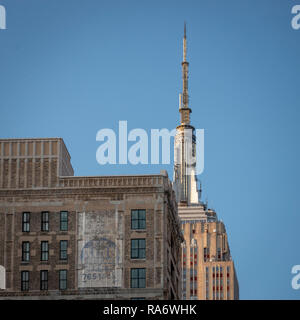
[173,24,200,205]
[179,23,192,125]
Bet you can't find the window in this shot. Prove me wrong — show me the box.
[40,270,48,290]
[22,242,30,262]
[59,270,67,290]
[60,211,68,231]
[131,210,146,230]
[21,271,29,291]
[131,239,146,259]
[204,247,210,262]
[22,212,30,232]
[227,266,230,278]
[41,241,49,261]
[131,268,146,288]
[60,240,68,260]
[217,248,221,261]
[41,211,49,232]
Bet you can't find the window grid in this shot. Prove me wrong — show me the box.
[22,241,30,262]
[131,239,146,259]
[22,212,30,232]
[40,270,48,290]
[41,211,49,232]
[131,210,146,230]
[21,271,29,291]
[41,241,49,261]
[60,240,68,260]
[59,270,67,290]
[131,268,146,288]
[60,211,68,231]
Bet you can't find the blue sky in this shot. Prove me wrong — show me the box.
[0,0,300,299]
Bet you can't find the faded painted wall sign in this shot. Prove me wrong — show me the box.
[77,210,123,288]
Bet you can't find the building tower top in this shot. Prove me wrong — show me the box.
[173,23,200,206]
[179,23,192,125]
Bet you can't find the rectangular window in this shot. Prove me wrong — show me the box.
[60,240,68,260]
[41,241,49,261]
[217,248,221,261]
[131,239,146,259]
[227,266,230,277]
[22,212,30,232]
[22,241,30,262]
[204,247,210,262]
[41,211,49,232]
[131,268,146,288]
[59,270,67,290]
[131,209,146,230]
[60,211,68,231]
[21,271,29,291]
[40,270,48,290]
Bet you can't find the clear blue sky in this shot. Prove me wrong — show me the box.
[0,0,300,299]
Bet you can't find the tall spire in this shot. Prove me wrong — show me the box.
[183,22,187,62]
[173,23,200,206]
[179,22,191,124]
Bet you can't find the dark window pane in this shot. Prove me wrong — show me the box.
[59,270,67,290]
[40,270,48,290]
[139,278,146,288]
[131,210,146,230]
[131,239,146,259]
[131,268,146,288]
[131,279,138,288]
[22,242,30,262]
[41,212,49,231]
[22,212,30,232]
[131,210,138,220]
[60,211,68,231]
[41,241,49,261]
[140,249,146,259]
[131,220,138,229]
[60,240,68,260]
[21,271,29,291]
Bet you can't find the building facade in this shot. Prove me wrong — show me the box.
[173,25,239,300]
[0,138,183,299]
[180,205,239,300]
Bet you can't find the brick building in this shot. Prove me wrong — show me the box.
[0,138,183,299]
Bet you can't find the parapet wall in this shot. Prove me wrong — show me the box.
[0,138,74,189]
